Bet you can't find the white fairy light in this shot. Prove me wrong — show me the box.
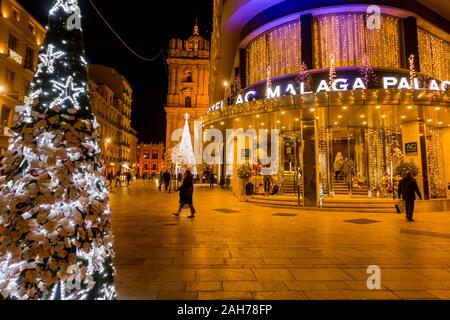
[37,45,65,74]
[49,0,78,15]
[50,76,85,110]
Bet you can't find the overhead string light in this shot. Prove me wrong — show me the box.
[89,0,163,62]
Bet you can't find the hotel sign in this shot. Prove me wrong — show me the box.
[208,69,450,113]
[9,49,23,65]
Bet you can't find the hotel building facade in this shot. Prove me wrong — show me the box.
[0,0,45,156]
[205,0,450,209]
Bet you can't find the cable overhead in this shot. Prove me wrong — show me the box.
[89,0,163,62]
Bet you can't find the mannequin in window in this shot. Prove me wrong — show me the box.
[185,96,192,108]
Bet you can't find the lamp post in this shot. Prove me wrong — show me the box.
[105,138,111,174]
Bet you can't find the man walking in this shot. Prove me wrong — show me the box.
[126,172,132,186]
[107,171,114,189]
[158,171,163,191]
[398,171,422,222]
[163,170,172,192]
[115,171,122,188]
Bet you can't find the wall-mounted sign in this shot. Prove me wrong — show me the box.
[405,142,418,155]
[207,69,450,113]
[9,49,23,65]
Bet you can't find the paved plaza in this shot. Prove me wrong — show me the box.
[111,181,450,300]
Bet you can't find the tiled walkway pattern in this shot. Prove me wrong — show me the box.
[110,181,450,300]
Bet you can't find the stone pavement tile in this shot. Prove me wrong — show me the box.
[427,291,450,299]
[140,249,184,258]
[342,291,399,300]
[344,269,426,281]
[118,291,159,300]
[116,266,145,282]
[252,291,308,300]
[290,258,342,266]
[135,268,162,282]
[263,258,293,265]
[147,282,187,292]
[173,258,226,265]
[285,281,352,291]
[143,258,174,265]
[182,248,231,259]
[225,258,265,265]
[114,258,146,266]
[383,281,450,291]
[186,282,222,292]
[391,291,440,300]
[252,269,295,281]
[304,291,348,300]
[289,269,354,281]
[230,249,263,258]
[320,249,371,259]
[196,269,256,281]
[158,292,198,300]
[259,249,322,258]
[223,281,288,292]
[344,281,389,291]
[198,292,253,300]
[410,268,450,280]
[154,269,197,282]
[336,257,409,266]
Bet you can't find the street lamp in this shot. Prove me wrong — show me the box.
[104,138,112,173]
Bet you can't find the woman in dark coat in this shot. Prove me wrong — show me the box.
[173,170,196,218]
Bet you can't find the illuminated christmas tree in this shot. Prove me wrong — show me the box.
[0,0,116,300]
[172,114,197,176]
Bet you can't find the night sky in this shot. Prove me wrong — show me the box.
[17,0,213,143]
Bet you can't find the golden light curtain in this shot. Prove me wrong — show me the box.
[246,21,301,86]
[313,14,400,68]
[418,28,450,81]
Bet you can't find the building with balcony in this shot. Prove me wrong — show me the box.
[137,142,165,177]
[205,0,450,210]
[0,0,45,156]
[88,64,138,174]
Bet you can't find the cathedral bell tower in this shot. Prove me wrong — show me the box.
[165,21,210,166]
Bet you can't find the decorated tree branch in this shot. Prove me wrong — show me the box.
[0,0,116,300]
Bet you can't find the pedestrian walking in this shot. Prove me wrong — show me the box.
[158,171,163,191]
[115,171,122,187]
[163,170,171,192]
[209,172,215,188]
[398,171,422,222]
[173,170,196,218]
[126,172,132,186]
[263,174,272,195]
[107,171,114,189]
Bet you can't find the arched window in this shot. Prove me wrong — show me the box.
[185,96,192,107]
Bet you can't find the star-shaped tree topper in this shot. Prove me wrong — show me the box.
[49,0,78,15]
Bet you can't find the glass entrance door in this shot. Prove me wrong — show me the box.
[330,127,369,197]
[281,135,302,196]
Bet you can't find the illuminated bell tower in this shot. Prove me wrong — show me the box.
[165,21,210,166]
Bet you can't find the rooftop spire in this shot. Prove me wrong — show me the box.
[193,17,199,35]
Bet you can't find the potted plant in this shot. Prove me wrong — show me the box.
[238,164,254,195]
